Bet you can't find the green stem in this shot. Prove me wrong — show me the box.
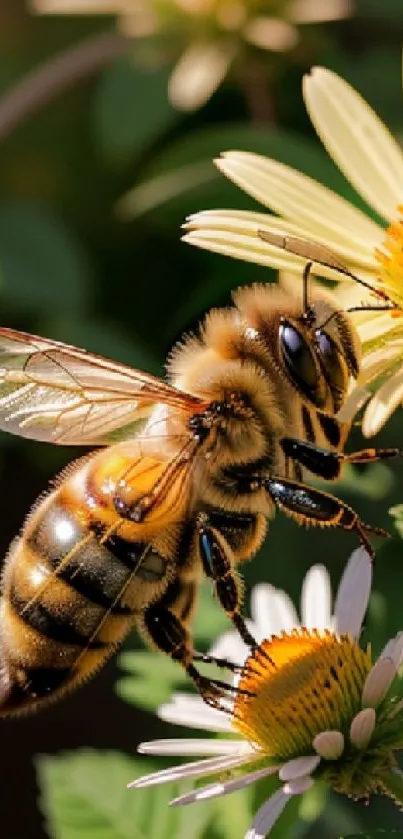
[380,768,403,806]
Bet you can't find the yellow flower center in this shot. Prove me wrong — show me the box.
[233,630,372,762]
[375,206,403,310]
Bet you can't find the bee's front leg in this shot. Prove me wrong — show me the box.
[281,437,401,480]
[264,475,388,560]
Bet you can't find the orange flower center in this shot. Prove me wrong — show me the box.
[233,630,372,761]
[375,206,403,309]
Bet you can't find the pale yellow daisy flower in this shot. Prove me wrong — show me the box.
[183,65,403,434]
[130,550,403,838]
[31,1,353,110]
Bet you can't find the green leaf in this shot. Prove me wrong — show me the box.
[315,463,395,501]
[117,650,187,711]
[215,787,253,839]
[117,122,370,223]
[94,57,177,167]
[37,751,215,839]
[193,579,229,645]
[0,202,91,313]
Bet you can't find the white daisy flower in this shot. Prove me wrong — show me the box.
[183,64,403,433]
[158,553,368,734]
[128,549,403,837]
[31,1,353,111]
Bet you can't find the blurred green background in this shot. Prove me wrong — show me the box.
[1,2,403,838]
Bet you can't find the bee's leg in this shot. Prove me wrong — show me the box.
[193,651,244,675]
[143,599,243,709]
[264,475,389,561]
[281,437,401,481]
[196,515,258,651]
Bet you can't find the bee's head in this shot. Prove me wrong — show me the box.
[234,280,361,414]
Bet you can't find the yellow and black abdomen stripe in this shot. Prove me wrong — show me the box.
[0,488,155,715]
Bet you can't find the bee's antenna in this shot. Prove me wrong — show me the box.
[301,261,316,327]
[346,304,397,315]
[319,303,396,333]
[257,229,395,304]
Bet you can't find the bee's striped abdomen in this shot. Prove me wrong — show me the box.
[0,481,157,715]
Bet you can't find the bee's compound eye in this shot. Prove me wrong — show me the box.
[279,320,319,394]
[316,328,348,395]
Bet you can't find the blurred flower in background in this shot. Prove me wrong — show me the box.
[184,64,403,433]
[30,0,353,110]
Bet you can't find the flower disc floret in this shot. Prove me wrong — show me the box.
[234,629,371,761]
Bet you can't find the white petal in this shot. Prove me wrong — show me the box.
[313,730,344,759]
[332,547,372,637]
[362,657,396,707]
[158,693,232,733]
[208,626,252,665]
[170,764,279,806]
[279,755,320,782]
[301,564,332,629]
[245,788,291,839]
[128,752,255,789]
[168,41,234,111]
[251,584,299,637]
[215,151,383,263]
[283,775,314,795]
[379,631,403,669]
[138,738,251,757]
[303,67,403,224]
[362,369,403,436]
[349,707,376,748]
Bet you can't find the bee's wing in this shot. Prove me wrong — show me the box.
[0,328,205,445]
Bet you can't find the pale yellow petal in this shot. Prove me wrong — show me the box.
[184,209,380,281]
[168,41,234,111]
[362,368,403,436]
[355,313,403,345]
[337,385,371,423]
[303,67,403,224]
[243,18,299,52]
[183,226,308,272]
[329,282,402,344]
[358,344,403,384]
[288,0,353,22]
[216,151,383,264]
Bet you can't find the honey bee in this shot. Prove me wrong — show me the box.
[0,238,398,717]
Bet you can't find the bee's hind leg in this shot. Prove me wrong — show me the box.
[143,596,238,710]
